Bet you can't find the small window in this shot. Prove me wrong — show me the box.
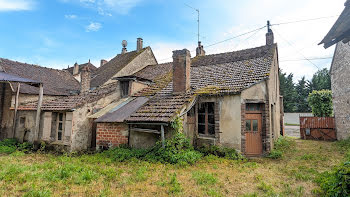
[20,117,26,125]
[198,102,215,136]
[120,81,130,98]
[246,103,262,112]
[57,113,65,141]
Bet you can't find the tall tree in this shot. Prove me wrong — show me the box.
[295,76,311,112]
[309,68,331,91]
[279,69,297,112]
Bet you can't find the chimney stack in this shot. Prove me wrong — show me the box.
[80,66,91,94]
[121,40,128,54]
[137,38,143,52]
[196,41,206,56]
[172,49,191,94]
[266,20,274,45]
[73,62,79,75]
[100,59,108,67]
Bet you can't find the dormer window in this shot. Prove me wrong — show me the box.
[120,81,130,98]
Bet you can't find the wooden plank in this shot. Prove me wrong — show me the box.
[131,127,160,134]
[12,83,20,138]
[34,83,43,142]
[161,125,165,148]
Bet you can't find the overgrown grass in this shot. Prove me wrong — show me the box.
[268,136,295,159]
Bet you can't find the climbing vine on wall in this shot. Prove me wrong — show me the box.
[171,115,184,133]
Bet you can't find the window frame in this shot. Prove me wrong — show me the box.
[197,102,215,137]
[56,113,65,142]
[120,81,130,98]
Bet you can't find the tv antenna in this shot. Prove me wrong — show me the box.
[185,3,200,44]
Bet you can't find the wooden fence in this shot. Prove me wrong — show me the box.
[300,117,336,141]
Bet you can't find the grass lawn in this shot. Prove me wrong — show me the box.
[0,138,345,197]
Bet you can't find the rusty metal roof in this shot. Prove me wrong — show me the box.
[95,97,149,123]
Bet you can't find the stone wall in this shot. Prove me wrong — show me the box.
[331,42,350,140]
[96,122,128,149]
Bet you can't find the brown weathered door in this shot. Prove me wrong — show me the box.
[245,113,263,155]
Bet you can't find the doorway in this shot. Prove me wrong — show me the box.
[245,112,263,156]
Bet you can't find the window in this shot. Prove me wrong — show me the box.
[57,113,65,141]
[120,81,130,98]
[246,103,262,112]
[198,102,215,136]
[246,119,258,133]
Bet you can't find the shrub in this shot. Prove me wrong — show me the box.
[268,137,295,159]
[308,90,333,117]
[196,145,243,160]
[317,162,350,197]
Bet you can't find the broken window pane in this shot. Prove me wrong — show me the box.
[207,102,214,114]
[253,119,258,132]
[208,115,215,124]
[198,124,205,134]
[208,124,215,135]
[246,120,251,131]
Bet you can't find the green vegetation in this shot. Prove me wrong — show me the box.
[308,90,333,117]
[0,138,346,196]
[268,136,295,159]
[280,68,331,113]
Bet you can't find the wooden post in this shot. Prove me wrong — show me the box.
[34,83,43,142]
[12,83,20,138]
[161,125,165,148]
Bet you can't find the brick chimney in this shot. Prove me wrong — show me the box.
[137,38,143,52]
[196,41,205,56]
[73,62,79,75]
[100,59,108,67]
[80,66,91,94]
[172,49,191,94]
[266,20,274,45]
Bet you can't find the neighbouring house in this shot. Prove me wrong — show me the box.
[320,0,350,140]
[95,28,282,156]
[0,58,80,140]
[64,61,97,82]
[6,38,158,151]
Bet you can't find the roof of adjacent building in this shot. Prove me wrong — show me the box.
[64,62,97,75]
[127,44,277,123]
[320,1,350,48]
[90,47,148,88]
[0,58,80,96]
[95,97,149,123]
[0,71,40,85]
[16,82,117,111]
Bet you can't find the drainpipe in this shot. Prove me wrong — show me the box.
[34,83,43,142]
[161,125,165,148]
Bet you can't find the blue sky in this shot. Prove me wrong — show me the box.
[0,0,346,81]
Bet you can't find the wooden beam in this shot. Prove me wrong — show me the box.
[130,127,160,134]
[161,125,165,148]
[34,83,43,142]
[12,83,20,139]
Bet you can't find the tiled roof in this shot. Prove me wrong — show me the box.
[64,62,97,75]
[320,1,350,48]
[16,82,118,111]
[127,44,277,122]
[0,58,80,96]
[90,48,147,88]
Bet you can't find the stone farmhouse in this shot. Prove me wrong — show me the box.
[0,38,157,151]
[320,0,350,140]
[95,28,282,156]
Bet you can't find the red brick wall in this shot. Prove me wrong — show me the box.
[96,123,128,148]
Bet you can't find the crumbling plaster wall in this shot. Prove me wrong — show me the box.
[331,42,350,140]
[70,91,119,151]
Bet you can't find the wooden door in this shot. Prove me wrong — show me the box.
[245,113,263,155]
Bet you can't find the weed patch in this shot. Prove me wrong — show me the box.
[192,171,217,185]
[268,137,295,159]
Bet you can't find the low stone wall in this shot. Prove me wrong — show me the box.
[96,123,128,149]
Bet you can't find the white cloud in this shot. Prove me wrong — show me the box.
[0,0,35,11]
[65,14,77,19]
[85,22,102,32]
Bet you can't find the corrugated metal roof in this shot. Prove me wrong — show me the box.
[88,97,132,119]
[0,71,40,85]
[95,97,149,123]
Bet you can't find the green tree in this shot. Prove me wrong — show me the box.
[309,68,331,91]
[279,69,297,112]
[295,76,311,112]
[307,90,333,117]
